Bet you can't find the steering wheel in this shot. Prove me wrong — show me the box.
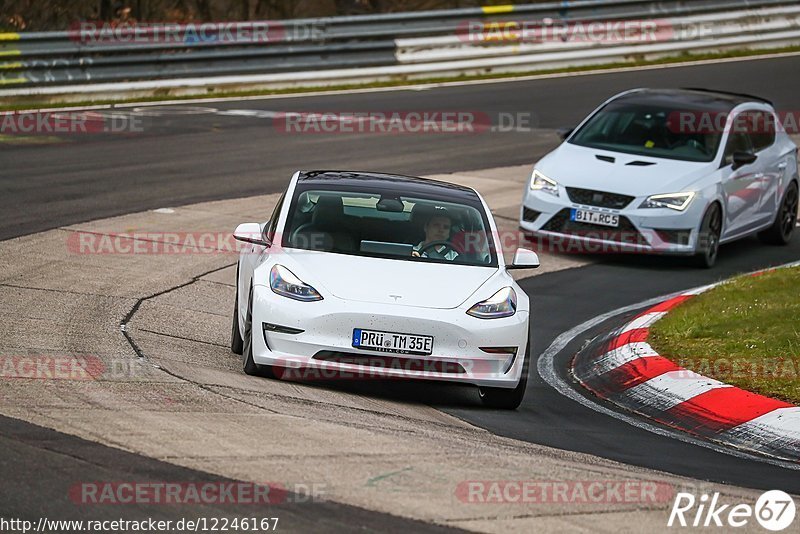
[418,240,460,257]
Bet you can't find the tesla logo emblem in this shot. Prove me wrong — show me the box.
[389,294,402,301]
[592,193,604,203]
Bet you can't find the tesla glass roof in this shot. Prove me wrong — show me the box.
[297,171,479,201]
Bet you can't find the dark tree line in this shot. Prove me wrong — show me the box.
[1,0,523,31]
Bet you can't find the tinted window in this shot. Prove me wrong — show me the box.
[570,101,722,162]
[265,192,285,243]
[722,130,754,166]
[749,111,776,152]
[282,187,497,267]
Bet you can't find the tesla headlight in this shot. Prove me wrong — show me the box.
[269,265,323,302]
[467,287,517,319]
[640,192,695,211]
[530,169,559,196]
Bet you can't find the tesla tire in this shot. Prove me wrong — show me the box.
[479,338,530,410]
[231,266,244,355]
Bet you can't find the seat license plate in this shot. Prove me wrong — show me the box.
[570,208,619,227]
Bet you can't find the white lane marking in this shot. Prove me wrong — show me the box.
[536,266,800,470]
[720,408,800,457]
[619,311,666,333]
[215,109,289,118]
[622,370,731,412]
[130,106,219,116]
[681,284,717,296]
[152,208,176,214]
[591,342,659,376]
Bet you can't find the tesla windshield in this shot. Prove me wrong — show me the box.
[569,101,723,162]
[282,188,498,267]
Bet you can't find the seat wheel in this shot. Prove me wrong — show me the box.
[692,204,722,269]
[758,182,798,246]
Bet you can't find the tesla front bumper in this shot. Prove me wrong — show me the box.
[519,188,706,255]
[250,285,530,388]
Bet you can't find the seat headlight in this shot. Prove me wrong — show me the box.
[530,170,559,196]
[467,287,517,319]
[270,265,323,302]
[640,192,695,211]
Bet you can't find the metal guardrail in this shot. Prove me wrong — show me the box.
[0,0,798,97]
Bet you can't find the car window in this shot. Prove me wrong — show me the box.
[722,129,754,167]
[749,111,776,153]
[282,188,497,267]
[265,192,285,243]
[569,101,723,162]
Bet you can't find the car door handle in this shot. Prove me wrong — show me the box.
[777,162,788,170]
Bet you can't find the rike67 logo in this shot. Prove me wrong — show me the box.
[668,490,796,531]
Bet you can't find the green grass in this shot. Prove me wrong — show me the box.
[3,45,800,112]
[649,266,800,404]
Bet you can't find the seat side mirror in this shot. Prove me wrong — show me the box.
[732,151,757,170]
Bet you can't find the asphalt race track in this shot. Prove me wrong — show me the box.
[2,54,800,240]
[3,54,800,518]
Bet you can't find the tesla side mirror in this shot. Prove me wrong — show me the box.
[507,248,540,270]
[732,151,757,170]
[557,127,575,141]
[233,222,269,246]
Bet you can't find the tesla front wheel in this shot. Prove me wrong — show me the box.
[242,287,281,379]
[758,182,798,246]
[479,343,529,410]
[230,268,244,355]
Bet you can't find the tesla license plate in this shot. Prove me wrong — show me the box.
[570,208,619,227]
[352,328,433,356]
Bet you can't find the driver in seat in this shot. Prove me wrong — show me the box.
[411,210,459,261]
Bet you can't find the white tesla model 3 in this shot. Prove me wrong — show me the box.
[520,88,799,267]
[231,171,540,409]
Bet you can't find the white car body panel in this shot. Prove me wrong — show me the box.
[236,171,531,389]
[520,89,799,255]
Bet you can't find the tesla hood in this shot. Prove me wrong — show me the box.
[284,249,496,309]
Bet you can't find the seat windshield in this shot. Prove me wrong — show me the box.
[281,187,497,267]
[569,101,723,162]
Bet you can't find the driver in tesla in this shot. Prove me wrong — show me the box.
[411,210,460,261]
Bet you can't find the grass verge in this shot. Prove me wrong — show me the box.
[649,266,800,404]
[2,45,800,112]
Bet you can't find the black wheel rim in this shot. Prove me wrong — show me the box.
[705,206,721,262]
[781,186,798,239]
